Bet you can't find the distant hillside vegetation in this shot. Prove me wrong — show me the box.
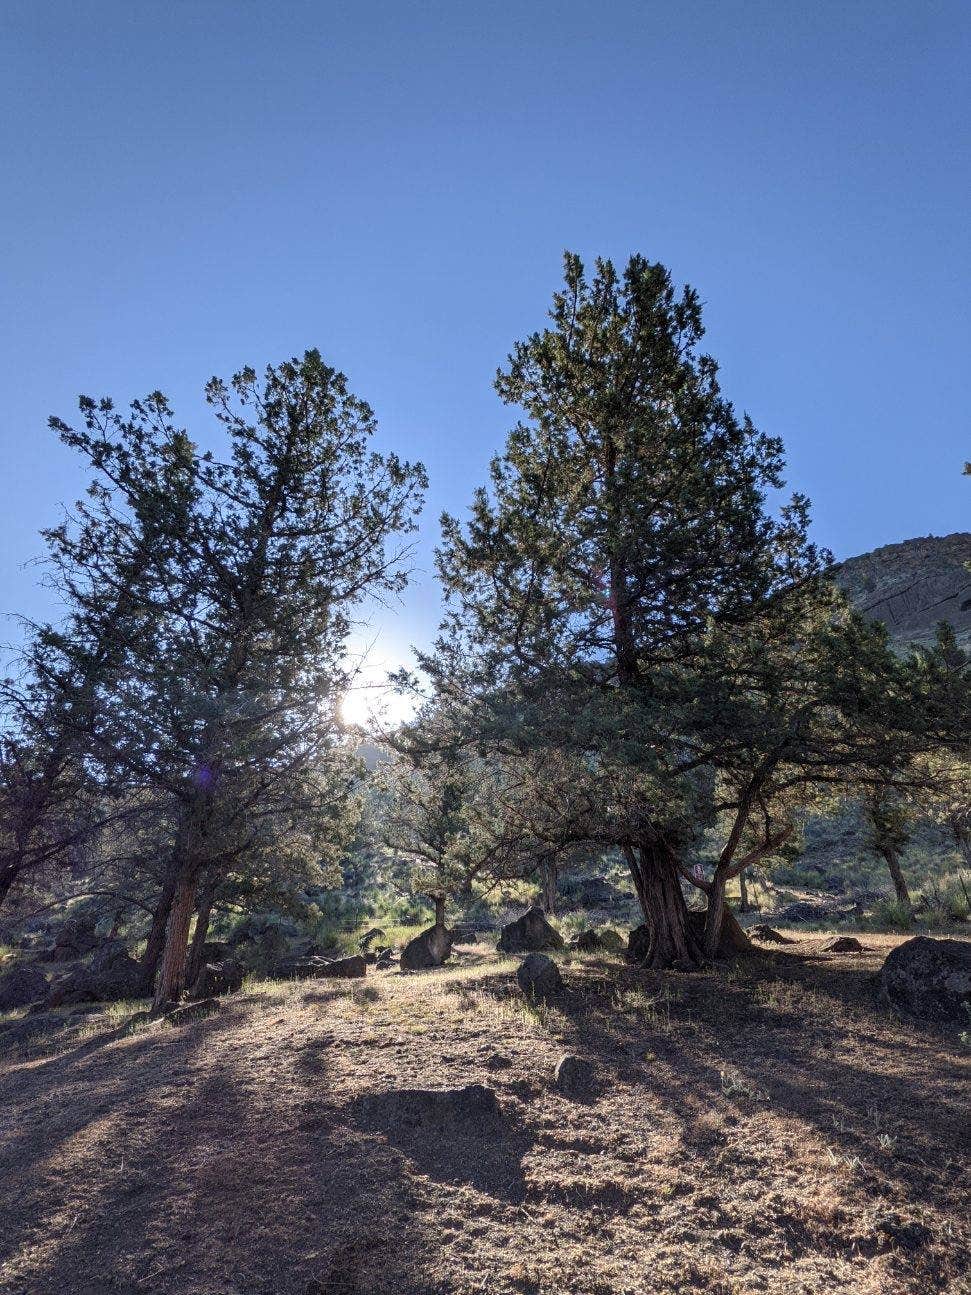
[834,531,971,649]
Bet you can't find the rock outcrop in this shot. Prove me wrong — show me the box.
[516,953,562,1000]
[498,906,564,954]
[400,924,453,971]
[881,936,971,1024]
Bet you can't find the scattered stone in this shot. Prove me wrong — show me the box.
[400,924,453,971]
[484,1052,513,1070]
[321,954,367,979]
[571,927,625,953]
[516,952,563,1000]
[374,947,395,970]
[189,957,245,999]
[821,936,865,953]
[275,954,367,980]
[497,905,564,954]
[358,926,386,951]
[876,1212,932,1250]
[625,924,651,964]
[0,964,50,1011]
[553,1053,596,1099]
[166,997,222,1026]
[881,936,971,1025]
[751,924,796,944]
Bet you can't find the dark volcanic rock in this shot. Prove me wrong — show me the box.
[358,927,386,951]
[751,924,797,945]
[821,936,865,953]
[571,927,625,953]
[51,912,100,961]
[497,906,564,954]
[553,1054,596,1099]
[881,936,971,1025]
[189,958,245,999]
[400,924,453,971]
[0,964,50,1010]
[321,954,367,979]
[166,997,222,1026]
[275,954,367,980]
[516,953,563,1000]
[625,924,651,964]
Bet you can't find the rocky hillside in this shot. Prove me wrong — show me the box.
[834,532,971,649]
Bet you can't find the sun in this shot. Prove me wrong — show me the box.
[339,653,417,731]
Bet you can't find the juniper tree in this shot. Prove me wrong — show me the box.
[421,252,828,967]
[380,711,533,929]
[0,402,196,913]
[45,351,426,1008]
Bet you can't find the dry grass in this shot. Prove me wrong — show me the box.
[0,934,968,1294]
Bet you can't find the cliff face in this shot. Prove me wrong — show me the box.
[834,532,971,649]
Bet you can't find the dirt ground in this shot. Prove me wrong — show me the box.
[1,932,968,1295]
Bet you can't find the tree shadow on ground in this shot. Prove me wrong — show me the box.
[349,1085,532,1203]
[0,997,457,1295]
[527,954,968,1214]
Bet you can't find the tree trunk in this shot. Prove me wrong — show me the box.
[138,862,179,994]
[185,884,216,990]
[0,861,22,912]
[699,871,754,959]
[703,874,727,959]
[738,870,751,913]
[881,847,913,912]
[539,859,558,915]
[433,894,446,931]
[625,838,704,969]
[152,870,199,1013]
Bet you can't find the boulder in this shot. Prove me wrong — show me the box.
[881,936,971,1025]
[51,912,100,962]
[561,875,623,909]
[625,924,651,964]
[358,927,386,951]
[553,1053,596,1099]
[0,964,50,1011]
[821,936,865,953]
[400,924,453,971]
[189,958,245,999]
[228,914,300,963]
[166,997,222,1027]
[498,906,564,954]
[86,941,143,1000]
[46,941,143,1006]
[751,924,796,945]
[571,927,625,953]
[375,947,395,970]
[321,954,367,979]
[516,952,563,1000]
[276,954,367,980]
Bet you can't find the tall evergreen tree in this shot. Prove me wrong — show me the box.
[421,252,861,967]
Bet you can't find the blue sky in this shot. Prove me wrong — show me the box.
[2,0,968,682]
